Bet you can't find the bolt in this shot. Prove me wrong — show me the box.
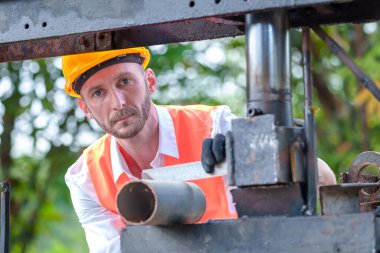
[79,37,89,48]
[247,107,263,117]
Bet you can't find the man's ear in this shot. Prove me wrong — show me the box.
[144,68,157,95]
[78,99,93,119]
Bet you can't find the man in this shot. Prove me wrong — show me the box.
[63,47,336,253]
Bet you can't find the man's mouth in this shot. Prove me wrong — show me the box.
[116,114,132,123]
[111,109,137,124]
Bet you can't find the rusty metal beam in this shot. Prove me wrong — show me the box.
[0,20,243,62]
[1,0,380,62]
[0,0,344,44]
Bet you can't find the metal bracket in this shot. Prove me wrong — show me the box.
[228,115,305,186]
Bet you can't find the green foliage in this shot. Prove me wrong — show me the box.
[0,21,379,252]
[0,59,90,252]
[149,39,247,115]
[289,23,380,175]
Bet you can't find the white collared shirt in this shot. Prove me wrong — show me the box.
[65,105,236,253]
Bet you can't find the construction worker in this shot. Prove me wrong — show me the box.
[63,47,336,253]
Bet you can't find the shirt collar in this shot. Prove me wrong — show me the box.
[111,104,179,183]
[155,105,179,159]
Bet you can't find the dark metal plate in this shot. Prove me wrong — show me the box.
[121,213,377,253]
[230,115,304,186]
[231,183,305,216]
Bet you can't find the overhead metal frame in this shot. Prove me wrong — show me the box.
[0,0,380,61]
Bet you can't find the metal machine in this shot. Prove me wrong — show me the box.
[1,0,380,252]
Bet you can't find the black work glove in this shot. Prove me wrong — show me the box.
[201,133,226,173]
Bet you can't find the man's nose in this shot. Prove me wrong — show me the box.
[112,89,126,110]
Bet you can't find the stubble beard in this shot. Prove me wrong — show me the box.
[94,89,152,139]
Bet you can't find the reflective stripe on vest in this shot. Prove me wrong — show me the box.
[85,105,237,223]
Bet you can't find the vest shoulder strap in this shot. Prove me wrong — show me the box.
[164,105,216,165]
[85,134,120,213]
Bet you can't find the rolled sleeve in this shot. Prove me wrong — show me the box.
[211,105,236,136]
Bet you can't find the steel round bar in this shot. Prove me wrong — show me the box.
[311,25,380,102]
[0,181,10,253]
[116,180,206,225]
[245,10,293,126]
[302,27,318,215]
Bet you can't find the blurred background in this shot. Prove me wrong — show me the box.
[1,22,380,252]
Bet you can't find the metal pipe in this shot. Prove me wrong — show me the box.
[311,25,380,101]
[245,11,293,126]
[0,181,10,253]
[116,180,206,225]
[302,28,318,215]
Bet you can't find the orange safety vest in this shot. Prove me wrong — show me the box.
[84,105,237,223]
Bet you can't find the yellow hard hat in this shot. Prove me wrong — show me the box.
[62,47,150,98]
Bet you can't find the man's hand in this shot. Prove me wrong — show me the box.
[201,134,226,173]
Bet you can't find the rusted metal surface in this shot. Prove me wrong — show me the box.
[290,141,306,183]
[0,19,244,62]
[231,183,305,217]
[116,180,205,225]
[0,32,110,62]
[312,25,380,101]
[340,151,380,212]
[320,183,380,215]
[121,213,378,253]
[322,152,380,215]
[112,19,243,50]
[1,1,380,61]
[95,32,113,51]
[343,151,380,183]
[0,0,349,44]
[0,182,10,253]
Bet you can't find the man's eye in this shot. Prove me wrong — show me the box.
[93,90,103,97]
[121,78,130,86]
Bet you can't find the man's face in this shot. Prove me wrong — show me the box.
[78,63,156,139]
